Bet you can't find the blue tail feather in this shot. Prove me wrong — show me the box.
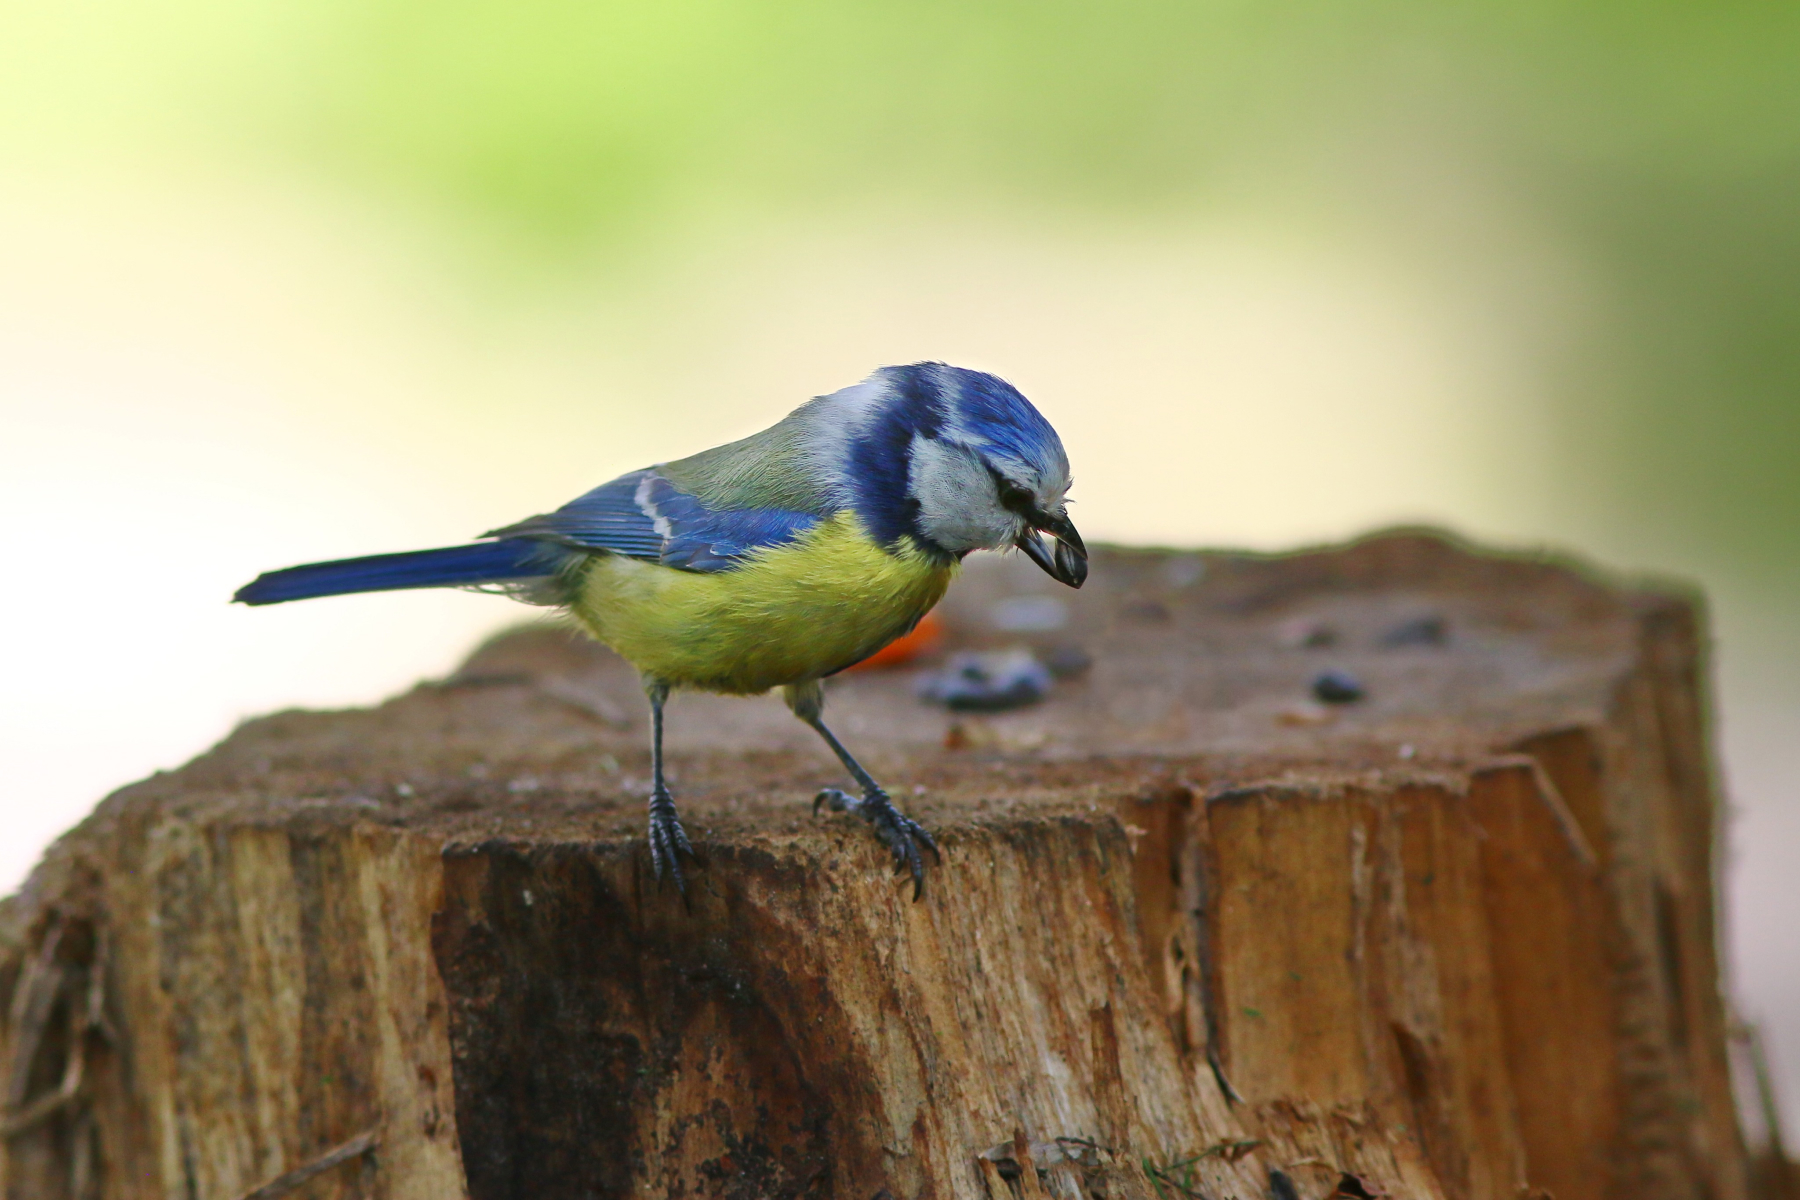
[233,539,560,606]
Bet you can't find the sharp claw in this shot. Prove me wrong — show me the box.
[651,838,687,894]
[648,790,696,895]
[811,785,939,899]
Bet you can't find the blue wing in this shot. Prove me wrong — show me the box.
[233,468,820,606]
[486,468,819,574]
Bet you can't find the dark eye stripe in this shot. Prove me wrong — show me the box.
[985,463,1035,513]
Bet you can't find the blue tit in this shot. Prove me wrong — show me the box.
[235,362,1086,898]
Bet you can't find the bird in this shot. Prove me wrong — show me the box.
[234,362,1085,899]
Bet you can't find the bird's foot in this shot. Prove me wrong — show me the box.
[647,789,698,893]
[813,786,941,900]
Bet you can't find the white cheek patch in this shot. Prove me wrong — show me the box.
[908,436,1017,553]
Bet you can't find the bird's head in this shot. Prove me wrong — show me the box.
[843,363,1086,587]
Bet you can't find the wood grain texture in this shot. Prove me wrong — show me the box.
[0,531,1767,1199]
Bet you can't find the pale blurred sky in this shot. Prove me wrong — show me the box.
[3,0,1798,1143]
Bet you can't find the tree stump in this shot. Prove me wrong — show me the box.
[0,531,1766,1200]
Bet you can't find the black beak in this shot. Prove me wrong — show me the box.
[1015,511,1087,588]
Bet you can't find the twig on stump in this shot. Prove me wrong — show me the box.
[233,1131,378,1200]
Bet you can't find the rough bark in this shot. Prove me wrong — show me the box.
[0,531,1769,1199]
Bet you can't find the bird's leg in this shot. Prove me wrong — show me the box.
[783,681,940,900]
[644,678,696,892]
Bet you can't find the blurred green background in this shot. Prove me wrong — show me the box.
[3,0,1797,1139]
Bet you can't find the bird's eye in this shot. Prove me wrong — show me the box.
[997,478,1035,513]
[983,463,1037,513]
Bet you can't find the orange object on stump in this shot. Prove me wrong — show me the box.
[846,609,945,670]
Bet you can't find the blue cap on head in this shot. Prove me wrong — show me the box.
[930,365,1068,477]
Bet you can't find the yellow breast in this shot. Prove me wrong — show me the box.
[568,512,955,695]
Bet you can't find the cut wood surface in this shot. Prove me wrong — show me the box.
[0,530,1770,1199]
